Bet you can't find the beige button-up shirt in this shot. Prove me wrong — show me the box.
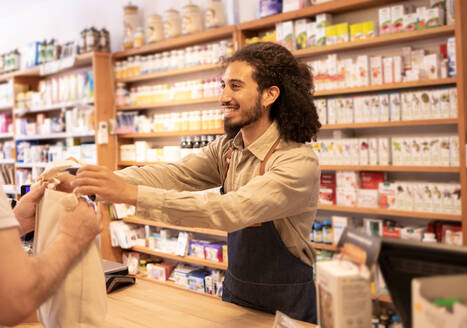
[115,122,320,266]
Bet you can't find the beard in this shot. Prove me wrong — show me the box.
[223,96,263,139]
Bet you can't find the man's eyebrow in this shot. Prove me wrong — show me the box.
[226,79,245,84]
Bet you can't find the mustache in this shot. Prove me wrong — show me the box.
[221,102,239,108]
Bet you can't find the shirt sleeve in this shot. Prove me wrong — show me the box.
[134,149,320,232]
[115,138,224,192]
[0,190,19,230]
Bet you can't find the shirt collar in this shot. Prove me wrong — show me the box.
[232,121,280,161]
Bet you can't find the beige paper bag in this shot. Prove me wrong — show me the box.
[33,188,107,328]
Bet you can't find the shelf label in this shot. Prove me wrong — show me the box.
[97,121,109,144]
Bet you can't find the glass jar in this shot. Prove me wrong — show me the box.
[146,14,164,43]
[134,27,144,48]
[163,8,182,39]
[99,28,110,52]
[182,1,203,35]
[86,27,100,53]
[205,0,227,29]
[123,2,140,49]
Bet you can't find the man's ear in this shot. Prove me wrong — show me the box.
[262,85,280,109]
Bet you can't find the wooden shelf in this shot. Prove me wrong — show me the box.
[294,25,455,59]
[113,26,235,59]
[314,78,457,97]
[0,132,14,139]
[237,0,394,32]
[311,242,338,251]
[318,204,461,221]
[119,128,224,139]
[321,118,458,130]
[123,216,227,237]
[116,63,224,83]
[117,97,219,111]
[0,52,96,82]
[320,165,460,173]
[15,131,95,141]
[14,99,94,115]
[119,160,166,166]
[135,274,221,299]
[131,246,228,270]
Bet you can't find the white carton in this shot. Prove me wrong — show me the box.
[395,182,407,209]
[449,88,457,118]
[331,216,356,244]
[378,7,392,35]
[344,97,354,123]
[359,138,369,165]
[380,94,389,122]
[431,184,443,213]
[420,137,432,166]
[317,261,372,328]
[405,182,415,210]
[282,0,308,12]
[393,56,402,83]
[370,95,380,122]
[411,138,423,166]
[370,56,383,85]
[423,53,439,79]
[449,135,459,166]
[294,19,309,50]
[439,136,451,166]
[446,0,455,25]
[401,92,413,120]
[439,88,451,118]
[391,138,403,166]
[419,90,432,119]
[389,93,401,121]
[391,5,406,33]
[411,91,422,120]
[425,7,445,28]
[327,98,337,124]
[369,138,379,165]
[316,26,327,47]
[447,37,456,77]
[440,183,455,214]
[315,98,327,124]
[430,89,441,118]
[316,13,332,28]
[383,57,394,84]
[356,55,369,87]
[412,275,467,328]
[379,137,390,166]
[430,137,441,165]
[422,182,433,213]
[351,139,360,165]
[281,20,295,51]
[275,22,283,45]
[336,98,345,124]
[336,187,357,207]
[413,183,425,212]
[362,96,371,122]
[357,189,378,208]
[306,21,317,47]
[401,138,412,165]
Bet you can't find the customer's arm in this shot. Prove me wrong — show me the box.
[0,199,101,326]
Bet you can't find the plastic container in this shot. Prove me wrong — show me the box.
[205,0,227,29]
[163,8,182,39]
[312,221,323,243]
[182,1,203,35]
[146,14,164,43]
[322,219,333,244]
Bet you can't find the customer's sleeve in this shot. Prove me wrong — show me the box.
[135,149,320,232]
[115,139,224,192]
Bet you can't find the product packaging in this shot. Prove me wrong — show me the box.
[378,7,392,35]
[294,19,309,50]
[391,5,406,32]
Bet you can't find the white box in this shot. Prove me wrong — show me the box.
[413,183,425,212]
[281,20,295,51]
[422,182,433,213]
[356,55,369,87]
[449,88,458,118]
[439,136,451,166]
[383,57,394,84]
[336,187,357,207]
[306,21,317,47]
[343,97,354,123]
[370,56,383,85]
[378,7,392,35]
[357,189,378,208]
[411,138,423,166]
[411,91,422,120]
[380,94,389,121]
[446,0,455,25]
[316,26,326,47]
[424,53,440,79]
[401,138,412,165]
[275,22,283,45]
[430,89,441,118]
[317,261,372,328]
[449,135,459,166]
[331,216,356,244]
[369,138,379,165]
[362,96,371,122]
[327,98,337,124]
[431,184,443,213]
[420,137,432,166]
[282,0,308,12]
[412,275,467,328]
[378,137,390,165]
[393,56,402,83]
[316,13,332,28]
[395,182,408,209]
[389,93,401,121]
[370,95,380,122]
[439,88,451,118]
[391,138,403,166]
[391,5,406,33]
[363,218,383,237]
[401,92,413,120]
[294,19,309,50]
[359,138,369,165]
[419,90,432,119]
[404,13,418,32]
[425,7,445,28]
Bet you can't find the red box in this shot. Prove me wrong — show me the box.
[360,171,385,189]
[383,226,401,239]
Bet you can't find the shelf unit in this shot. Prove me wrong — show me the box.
[14,99,94,115]
[321,118,458,130]
[131,246,227,270]
[15,131,95,141]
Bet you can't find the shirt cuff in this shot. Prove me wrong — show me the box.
[135,185,166,221]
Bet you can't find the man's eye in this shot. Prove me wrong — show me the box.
[232,84,240,89]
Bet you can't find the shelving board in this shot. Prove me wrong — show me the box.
[236,0,395,32]
[294,25,455,59]
[119,161,167,166]
[14,99,94,115]
[119,128,224,139]
[0,132,14,139]
[0,158,14,164]
[321,119,458,130]
[2,185,17,194]
[311,242,338,251]
[320,165,460,173]
[117,97,219,111]
[123,216,227,237]
[135,274,221,299]
[116,63,224,84]
[131,246,228,270]
[15,131,95,141]
[318,204,461,221]
[0,52,95,82]
[113,25,236,59]
[314,78,457,97]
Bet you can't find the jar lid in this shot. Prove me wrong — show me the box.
[124,2,138,11]
[164,8,179,14]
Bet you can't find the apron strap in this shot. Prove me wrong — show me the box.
[259,137,281,176]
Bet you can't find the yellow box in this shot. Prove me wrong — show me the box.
[361,21,375,39]
[325,25,338,45]
[336,22,349,43]
[350,23,362,41]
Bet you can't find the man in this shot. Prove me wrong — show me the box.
[0,185,102,326]
[72,42,321,323]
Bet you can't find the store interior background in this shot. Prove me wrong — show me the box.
[0,0,255,53]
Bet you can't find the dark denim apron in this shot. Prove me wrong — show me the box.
[220,138,317,323]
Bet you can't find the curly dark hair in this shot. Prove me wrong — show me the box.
[226,42,321,143]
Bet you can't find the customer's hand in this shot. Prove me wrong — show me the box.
[58,198,102,251]
[55,172,75,193]
[13,184,46,235]
[72,165,137,205]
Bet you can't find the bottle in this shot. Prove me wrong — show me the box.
[200,135,208,147]
[322,219,333,244]
[391,315,402,328]
[134,27,144,48]
[312,221,322,243]
[99,28,110,52]
[79,28,88,54]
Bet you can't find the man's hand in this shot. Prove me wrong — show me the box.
[72,165,137,205]
[55,172,75,193]
[58,198,103,252]
[13,184,46,236]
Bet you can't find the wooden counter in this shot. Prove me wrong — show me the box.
[13,279,316,328]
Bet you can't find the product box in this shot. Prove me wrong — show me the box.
[316,26,327,46]
[378,182,396,209]
[350,23,362,41]
[327,98,337,124]
[282,0,309,12]
[317,261,372,328]
[411,138,423,166]
[190,240,207,259]
[259,0,282,18]
[439,88,451,118]
[331,216,357,244]
[389,93,401,121]
[173,265,196,287]
[188,269,211,293]
[204,243,224,262]
[356,55,369,87]
[275,22,283,45]
[316,13,332,28]
[382,225,401,239]
[400,226,425,241]
[336,187,357,207]
[359,138,369,165]
[420,137,432,166]
[336,170,360,189]
[449,135,459,166]
[416,6,427,30]
[391,138,403,165]
[430,90,441,118]
[380,94,389,121]
[449,88,457,118]
[383,57,394,84]
[344,97,354,123]
[362,96,371,122]
[363,218,383,237]
[294,19,309,50]
[336,22,349,43]
[401,139,412,165]
[425,7,445,28]
[401,92,413,120]
[369,95,380,122]
[419,90,432,118]
[393,56,402,82]
[378,7,392,35]
[361,21,375,38]
[360,171,385,189]
[315,98,327,123]
[404,13,418,32]
[370,56,383,85]
[306,22,317,47]
[424,53,440,79]
[446,0,455,25]
[357,189,379,208]
[325,25,338,45]
[391,5,406,32]
[368,138,379,165]
[431,184,443,213]
[281,20,295,51]
[411,92,422,120]
[447,37,456,77]
[147,263,175,281]
[378,137,390,165]
[439,136,451,166]
[412,275,467,328]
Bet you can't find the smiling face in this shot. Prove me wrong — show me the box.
[220,61,268,137]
